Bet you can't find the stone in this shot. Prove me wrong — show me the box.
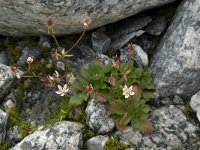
[114,105,200,149]
[0,51,8,65]
[120,44,148,67]
[173,95,184,105]
[111,30,145,50]
[0,0,177,36]
[190,91,200,122]
[0,109,8,144]
[145,15,167,35]
[151,0,200,98]
[38,36,51,49]
[78,44,96,58]
[86,135,109,150]
[96,54,113,65]
[0,64,15,98]
[6,125,21,147]
[92,32,111,54]
[85,99,115,134]
[11,121,83,150]
[17,47,41,64]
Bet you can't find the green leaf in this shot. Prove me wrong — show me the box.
[108,100,127,115]
[143,91,155,101]
[134,68,143,78]
[69,93,89,106]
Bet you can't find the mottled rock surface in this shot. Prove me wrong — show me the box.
[190,91,200,122]
[0,109,8,144]
[92,32,111,54]
[151,0,200,98]
[114,105,200,149]
[6,125,21,147]
[11,121,83,150]
[120,44,148,67]
[0,0,177,36]
[0,64,15,98]
[85,99,115,134]
[0,51,8,65]
[86,135,109,150]
[17,47,41,64]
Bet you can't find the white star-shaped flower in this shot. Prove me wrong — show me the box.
[123,85,135,99]
[55,84,69,96]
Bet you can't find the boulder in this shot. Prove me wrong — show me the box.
[151,0,200,98]
[114,105,200,149]
[0,0,177,36]
[11,121,83,150]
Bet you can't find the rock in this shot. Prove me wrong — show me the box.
[0,51,8,65]
[173,95,184,105]
[96,54,113,65]
[145,15,167,35]
[38,36,51,49]
[0,0,177,36]
[86,135,109,150]
[151,0,200,98]
[85,99,115,134]
[111,15,152,39]
[111,30,145,50]
[120,44,148,67]
[0,109,8,144]
[190,91,200,122]
[92,32,111,54]
[78,44,96,58]
[6,125,21,147]
[160,98,173,106]
[17,47,41,64]
[0,64,15,98]
[21,84,64,125]
[11,121,83,150]
[114,105,200,149]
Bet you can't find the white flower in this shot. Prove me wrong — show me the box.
[49,70,60,81]
[27,57,33,65]
[122,85,135,99]
[55,84,69,96]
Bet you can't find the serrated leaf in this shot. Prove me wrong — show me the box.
[69,93,89,106]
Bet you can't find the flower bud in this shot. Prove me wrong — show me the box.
[85,84,93,93]
[47,16,53,34]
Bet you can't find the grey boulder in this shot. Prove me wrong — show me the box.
[11,121,83,150]
[151,0,200,98]
[0,0,177,36]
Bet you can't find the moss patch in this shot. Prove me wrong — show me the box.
[103,137,128,150]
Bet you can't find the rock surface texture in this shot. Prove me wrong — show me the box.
[114,105,200,149]
[0,109,8,144]
[85,99,115,134]
[86,135,109,150]
[0,64,16,98]
[11,121,83,150]
[190,91,200,122]
[0,0,177,36]
[151,0,200,98]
